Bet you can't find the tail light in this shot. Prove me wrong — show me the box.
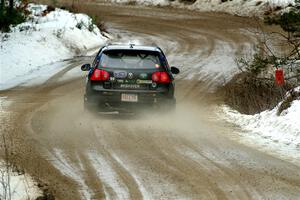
[152,71,171,83]
[152,72,171,83]
[90,69,110,81]
[152,72,160,82]
[160,72,171,83]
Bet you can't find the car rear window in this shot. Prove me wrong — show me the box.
[99,50,163,69]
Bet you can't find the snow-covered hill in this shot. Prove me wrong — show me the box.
[0,4,109,90]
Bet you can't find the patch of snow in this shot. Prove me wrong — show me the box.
[57,64,84,82]
[110,152,190,200]
[87,151,130,200]
[49,149,93,199]
[1,61,72,90]
[172,38,252,88]
[0,3,108,91]
[193,41,238,85]
[111,153,151,200]
[220,94,300,165]
[0,161,42,200]
[223,101,300,146]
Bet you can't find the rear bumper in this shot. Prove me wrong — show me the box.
[85,88,174,107]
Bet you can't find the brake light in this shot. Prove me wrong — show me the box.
[152,72,160,82]
[160,72,170,83]
[152,71,170,83]
[90,69,110,81]
[102,70,110,80]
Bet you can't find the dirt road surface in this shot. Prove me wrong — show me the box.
[1,3,300,200]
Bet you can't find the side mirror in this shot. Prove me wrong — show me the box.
[171,66,180,74]
[81,64,91,71]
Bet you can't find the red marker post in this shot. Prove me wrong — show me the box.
[275,68,285,86]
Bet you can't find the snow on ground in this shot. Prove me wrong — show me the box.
[111,153,151,200]
[110,0,296,17]
[0,3,108,90]
[49,149,93,199]
[110,152,190,200]
[88,151,130,199]
[2,61,72,89]
[0,162,42,200]
[220,87,300,165]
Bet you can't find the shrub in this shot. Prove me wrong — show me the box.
[0,8,26,32]
[220,72,289,114]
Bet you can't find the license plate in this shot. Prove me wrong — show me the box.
[121,93,138,102]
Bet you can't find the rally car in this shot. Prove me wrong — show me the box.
[81,44,180,112]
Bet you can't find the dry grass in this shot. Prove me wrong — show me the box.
[218,72,292,115]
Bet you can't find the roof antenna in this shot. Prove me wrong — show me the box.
[129,44,135,48]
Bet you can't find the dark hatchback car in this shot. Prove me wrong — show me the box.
[81,44,180,112]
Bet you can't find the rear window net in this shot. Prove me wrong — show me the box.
[99,50,162,69]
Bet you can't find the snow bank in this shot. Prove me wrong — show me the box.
[223,100,300,146]
[110,0,296,17]
[221,86,300,163]
[0,4,108,90]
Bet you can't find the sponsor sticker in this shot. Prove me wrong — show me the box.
[139,73,148,79]
[136,79,152,84]
[125,80,136,84]
[128,72,134,79]
[114,71,127,78]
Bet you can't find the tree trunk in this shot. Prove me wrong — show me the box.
[9,0,14,13]
[0,0,4,13]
